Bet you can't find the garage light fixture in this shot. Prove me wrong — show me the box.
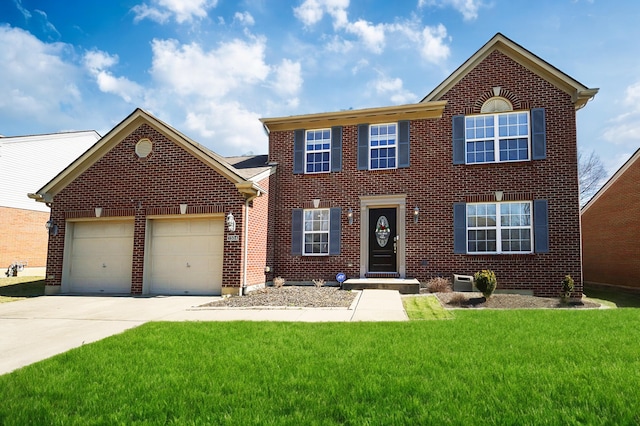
[226,212,236,232]
[45,219,58,236]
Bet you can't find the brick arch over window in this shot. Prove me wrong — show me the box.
[471,88,527,113]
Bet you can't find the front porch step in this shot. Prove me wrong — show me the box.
[343,278,420,294]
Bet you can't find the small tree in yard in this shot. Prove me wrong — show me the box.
[561,275,575,303]
[474,270,497,299]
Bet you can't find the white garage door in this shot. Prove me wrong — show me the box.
[148,217,224,295]
[67,220,134,293]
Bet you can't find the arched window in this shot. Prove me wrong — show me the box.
[481,97,513,113]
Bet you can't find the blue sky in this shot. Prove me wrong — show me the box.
[1,0,639,178]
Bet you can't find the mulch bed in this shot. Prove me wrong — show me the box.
[433,291,602,309]
[200,286,357,308]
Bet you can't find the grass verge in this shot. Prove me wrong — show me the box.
[1,310,639,424]
[403,295,453,320]
[0,276,45,303]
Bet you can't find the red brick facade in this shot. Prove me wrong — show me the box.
[0,207,48,270]
[581,150,640,289]
[266,49,587,297]
[44,119,270,295]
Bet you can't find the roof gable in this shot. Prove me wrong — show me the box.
[421,33,598,110]
[31,109,268,203]
[581,148,640,213]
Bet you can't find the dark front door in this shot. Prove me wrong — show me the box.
[369,208,397,272]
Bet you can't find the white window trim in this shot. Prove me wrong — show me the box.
[466,201,533,254]
[304,128,331,174]
[302,208,330,256]
[465,111,531,164]
[369,123,398,171]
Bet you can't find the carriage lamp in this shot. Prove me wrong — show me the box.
[45,219,58,236]
[226,212,236,232]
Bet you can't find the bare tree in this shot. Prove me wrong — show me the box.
[578,150,607,206]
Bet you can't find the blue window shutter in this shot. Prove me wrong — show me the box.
[398,120,410,168]
[533,199,549,253]
[358,124,369,170]
[291,209,303,255]
[293,129,305,174]
[452,115,465,164]
[331,126,342,172]
[329,207,341,255]
[453,203,467,254]
[531,108,546,160]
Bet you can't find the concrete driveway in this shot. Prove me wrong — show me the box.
[0,290,407,375]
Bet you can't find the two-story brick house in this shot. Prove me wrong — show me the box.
[261,33,597,297]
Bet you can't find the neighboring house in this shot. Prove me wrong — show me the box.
[0,131,100,276]
[581,148,640,290]
[29,109,271,295]
[261,33,598,297]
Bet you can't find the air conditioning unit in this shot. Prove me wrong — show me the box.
[453,274,475,292]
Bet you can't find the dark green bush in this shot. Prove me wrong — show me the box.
[561,275,575,303]
[474,269,497,299]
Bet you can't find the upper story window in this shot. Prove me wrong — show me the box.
[465,111,530,164]
[370,123,397,170]
[294,127,341,175]
[466,201,533,254]
[305,129,331,173]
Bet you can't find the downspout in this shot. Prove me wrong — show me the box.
[242,197,250,295]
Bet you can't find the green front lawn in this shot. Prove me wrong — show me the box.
[1,310,639,424]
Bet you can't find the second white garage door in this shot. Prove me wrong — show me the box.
[148,217,224,295]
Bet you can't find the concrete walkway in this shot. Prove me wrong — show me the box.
[0,289,407,375]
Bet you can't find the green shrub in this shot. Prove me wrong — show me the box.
[561,275,575,303]
[474,269,497,299]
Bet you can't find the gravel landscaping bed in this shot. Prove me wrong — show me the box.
[201,286,358,308]
[433,291,601,309]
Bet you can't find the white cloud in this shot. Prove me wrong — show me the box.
[602,82,640,146]
[147,37,281,154]
[150,37,270,99]
[418,0,483,21]
[83,50,143,103]
[294,0,350,28]
[294,0,324,26]
[272,59,303,101]
[132,0,217,24]
[345,19,385,53]
[131,4,171,24]
[233,11,255,26]
[0,25,81,124]
[420,24,450,64]
[183,102,267,155]
[371,75,417,105]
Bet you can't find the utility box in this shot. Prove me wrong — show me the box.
[453,274,474,292]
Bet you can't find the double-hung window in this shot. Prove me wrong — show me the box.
[369,123,397,170]
[465,112,530,164]
[305,129,331,173]
[466,202,533,254]
[303,209,330,255]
